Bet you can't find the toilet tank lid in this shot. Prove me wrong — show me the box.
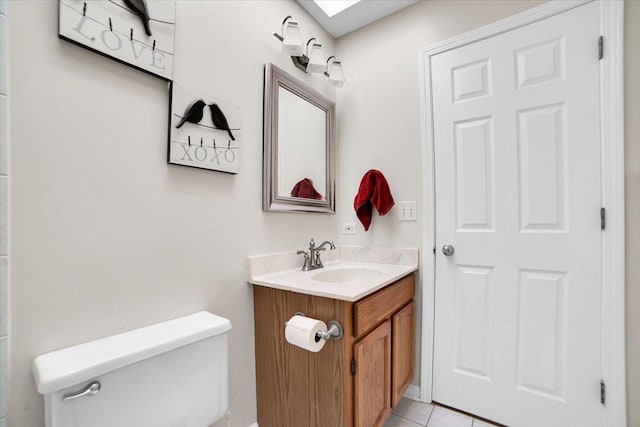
[32,311,231,395]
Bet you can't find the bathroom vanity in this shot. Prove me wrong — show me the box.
[249,249,417,427]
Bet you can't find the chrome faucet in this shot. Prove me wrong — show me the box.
[297,238,336,271]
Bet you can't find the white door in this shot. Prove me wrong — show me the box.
[431,3,602,426]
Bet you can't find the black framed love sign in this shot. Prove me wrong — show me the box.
[168,82,242,174]
[59,0,176,81]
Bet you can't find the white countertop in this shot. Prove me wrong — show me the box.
[248,259,418,302]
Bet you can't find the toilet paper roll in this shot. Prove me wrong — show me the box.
[285,315,327,353]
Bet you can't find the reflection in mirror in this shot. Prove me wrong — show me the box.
[277,86,326,200]
[263,63,335,213]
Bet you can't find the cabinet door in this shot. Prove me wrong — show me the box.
[392,301,415,407]
[354,320,391,427]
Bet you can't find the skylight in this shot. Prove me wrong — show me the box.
[313,0,362,18]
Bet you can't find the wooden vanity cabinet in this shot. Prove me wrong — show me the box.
[253,273,415,427]
[391,301,415,407]
[353,320,391,427]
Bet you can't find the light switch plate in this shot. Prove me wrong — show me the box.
[398,201,417,221]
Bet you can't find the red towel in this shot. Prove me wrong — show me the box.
[291,178,323,200]
[353,169,395,231]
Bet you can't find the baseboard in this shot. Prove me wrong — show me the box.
[403,385,422,402]
[249,423,259,427]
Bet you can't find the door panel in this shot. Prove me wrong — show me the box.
[455,266,493,380]
[454,117,494,231]
[517,103,567,231]
[517,270,567,398]
[431,2,602,426]
[515,36,565,89]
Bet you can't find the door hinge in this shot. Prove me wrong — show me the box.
[598,36,604,60]
[351,359,357,375]
[600,380,606,405]
[601,207,606,230]
[433,247,436,255]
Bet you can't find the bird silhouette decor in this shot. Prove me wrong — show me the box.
[58,0,176,80]
[176,100,206,129]
[175,99,237,142]
[123,0,153,36]
[169,82,242,174]
[209,103,236,141]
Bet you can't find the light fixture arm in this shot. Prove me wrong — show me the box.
[305,37,318,54]
[287,38,319,74]
[281,15,293,34]
[273,15,294,41]
[324,56,337,77]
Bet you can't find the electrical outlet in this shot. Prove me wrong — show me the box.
[342,222,356,234]
[398,201,417,221]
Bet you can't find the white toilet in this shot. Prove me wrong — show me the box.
[32,311,231,427]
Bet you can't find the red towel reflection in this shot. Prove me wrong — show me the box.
[291,178,323,200]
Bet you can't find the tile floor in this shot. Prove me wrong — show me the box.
[385,398,499,427]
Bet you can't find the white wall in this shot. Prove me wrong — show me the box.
[8,2,337,426]
[335,0,546,387]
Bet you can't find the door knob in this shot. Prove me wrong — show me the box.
[442,245,455,256]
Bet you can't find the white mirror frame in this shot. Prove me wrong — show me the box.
[263,63,336,213]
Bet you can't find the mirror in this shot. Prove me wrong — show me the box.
[263,63,336,213]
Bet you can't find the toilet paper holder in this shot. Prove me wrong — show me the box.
[285,312,344,341]
[316,320,344,341]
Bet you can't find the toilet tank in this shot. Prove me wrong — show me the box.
[33,311,231,427]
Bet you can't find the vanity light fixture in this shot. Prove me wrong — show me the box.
[324,56,346,87]
[279,16,303,56]
[273,16,345,87]
[305,38,326,73]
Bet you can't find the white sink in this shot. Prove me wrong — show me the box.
[248,255,418,302]
[312,267,382,283]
